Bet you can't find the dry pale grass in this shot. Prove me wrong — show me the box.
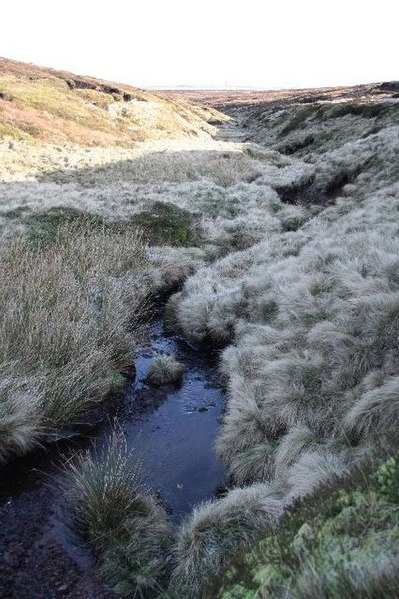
[0,57,226,146]
[0,136,247,183]
[169,111,399,594]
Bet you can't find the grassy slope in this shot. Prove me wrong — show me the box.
[169,92,399,596]
[0,57,224,145]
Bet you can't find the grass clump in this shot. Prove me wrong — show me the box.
[170,117,399,597]
[146,355,186,386]
[0,371,43,463]
[169,483,284,598]
[67,432,173,597]
[0,223,149,461]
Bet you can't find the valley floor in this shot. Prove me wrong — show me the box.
[1,78,399,597]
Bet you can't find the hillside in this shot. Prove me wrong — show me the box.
[0,57,224,146]
[163,81,399,108]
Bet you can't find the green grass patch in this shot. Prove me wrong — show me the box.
[25,206,107,246]
[2,206,31,218]
[132,202,199,246]
[22,203,201,249]
[218,453,399,599]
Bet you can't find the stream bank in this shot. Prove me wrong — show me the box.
[0,309,226,597]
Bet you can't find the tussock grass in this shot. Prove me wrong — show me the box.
[148,246,207,292]
[0,223,149,461]
[170,483,284,598]
[274,424,321,477]
[344,376,399,442]
[2,67,399,597]
[177,209,399,492]
[146,355,186,386]
[67,432,173,597]
[169,114,399,593]
[0,369,43,463]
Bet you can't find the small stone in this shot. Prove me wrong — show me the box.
[57,584,69,592]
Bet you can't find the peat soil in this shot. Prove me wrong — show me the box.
[0,314,226,598]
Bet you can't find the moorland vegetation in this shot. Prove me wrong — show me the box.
[1,59,398,597]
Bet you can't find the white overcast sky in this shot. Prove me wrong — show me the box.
[2,0,397,89]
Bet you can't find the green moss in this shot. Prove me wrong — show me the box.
[132,202,198,246]
[26,207,106,246]
[2,206,31,218]
[22,202,200,249]
[219,453,399,599]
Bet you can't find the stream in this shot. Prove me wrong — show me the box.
[0,312,226,597]
[120,318,226,522]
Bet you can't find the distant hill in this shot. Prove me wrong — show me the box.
[163,81,399,108]
[0,57,225,146]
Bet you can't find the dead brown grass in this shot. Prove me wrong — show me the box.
[164,82,399,109]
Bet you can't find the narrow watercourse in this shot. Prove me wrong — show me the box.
[0,304,226,596]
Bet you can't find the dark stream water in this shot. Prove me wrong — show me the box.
[120,319,226,522]
[0,314,226,595]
